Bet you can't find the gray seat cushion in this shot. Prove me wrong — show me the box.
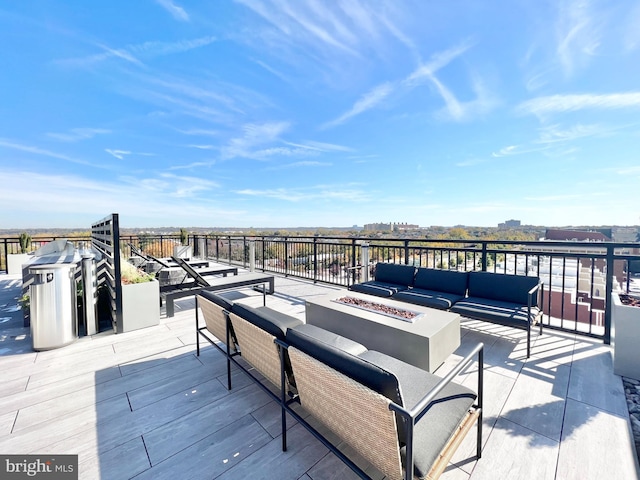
[413,268,468,296]
[199,290,234,311]
[393,288,464,310]
[375,263,417,286]
[289,324,368,356]
[467,271,539,305]
[451,297,540,328]
[360,350,476,480]
[231,303,302,341]
[285,327,402,407]
[349,281,406,297]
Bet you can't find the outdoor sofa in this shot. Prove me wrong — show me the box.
[350,263,543,357]
[195,291,484,480]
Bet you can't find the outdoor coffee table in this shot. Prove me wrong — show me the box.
[305,291,460,372]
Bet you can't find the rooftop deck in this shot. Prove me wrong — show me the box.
[1,268,638,479]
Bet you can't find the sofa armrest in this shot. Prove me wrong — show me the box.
[389,342,484,480]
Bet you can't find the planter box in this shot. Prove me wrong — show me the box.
[612,293,640,380]
[7,253,30,275]
[119,280,160,333]
[173,245,192,260]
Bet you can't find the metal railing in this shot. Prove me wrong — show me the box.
[3,233,639,343]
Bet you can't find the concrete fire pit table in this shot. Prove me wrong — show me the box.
[305,290,460,372]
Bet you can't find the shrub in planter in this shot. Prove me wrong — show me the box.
[174,228,192,259]
[119,260,159,333]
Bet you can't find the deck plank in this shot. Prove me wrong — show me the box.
[556,398,640,479]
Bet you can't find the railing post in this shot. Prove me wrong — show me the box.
[604,245,614,345]
[160,235,165,258]
[481,242,488,271]
[2,238,7,273]
[284,237,289,277]
[313,237,318,283]
[249,239,256,272]
[351,239,357,285]
[362,242,370,283]
[404,240,410,265]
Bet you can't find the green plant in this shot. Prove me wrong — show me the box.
[18,293,30,311]
[19,232,31,254]
[179,228,189,246]
[120,258,155,285]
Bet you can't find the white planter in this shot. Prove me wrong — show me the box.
[173,245,192,259]
[7,253,31,275]
[612,293,640,380]
[119,280,160,333]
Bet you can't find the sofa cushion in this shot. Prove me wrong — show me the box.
[393,288,464,310]
[349,281,405,297]
[231,303,302,341]
[413,268,468,296]
[451,297,540,328]
[375,263,416,286]
[289,324,368,356]
[285,327,402,407]
[360,350,476,479]
[467,271,539,305]
[199,290,234,312]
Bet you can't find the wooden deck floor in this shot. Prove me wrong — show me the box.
[0,269,638,480]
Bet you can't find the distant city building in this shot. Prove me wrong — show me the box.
[364,223,393,232]
[544,228,610,242]
[498,219,521,229]
[363,222,420,232]
[611,227,639,243]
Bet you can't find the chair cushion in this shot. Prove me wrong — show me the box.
[451,297,540,328]
[289,324,368,356]
[360,350,476,479]
[199,290,234,311]
[413,268,468,296]
[393,288,464,310]
[285,327,402,407]
[231,303,302,341]
[375,263,416,286]
[349,281,406,297]
[467,271,539,305]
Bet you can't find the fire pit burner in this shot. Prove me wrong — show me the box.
[333,296,423,323]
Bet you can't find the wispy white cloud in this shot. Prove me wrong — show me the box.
[56,35,215,67]
[404,41,473,86]
[221,122,290,160]
[535,123,609,143]
[155,0,189,22]
[555,0,600,77]
[455,159,485,167]
[265,160,331,171]
[188,144,216,150]
[46,128,111,142]
[491,144,551,157]
[323,82,394,128]
[517,92,640,116]
[0,168,237,224]
[0,138,96,166]
[624,3,640,51]
[179,128,220,136]
[105,149,132,160]
[235,183,369,202]
[283,140,354,153]
[159,173,219,197]
[323,40,488,127]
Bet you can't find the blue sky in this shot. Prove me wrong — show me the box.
[1,1,639,229]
